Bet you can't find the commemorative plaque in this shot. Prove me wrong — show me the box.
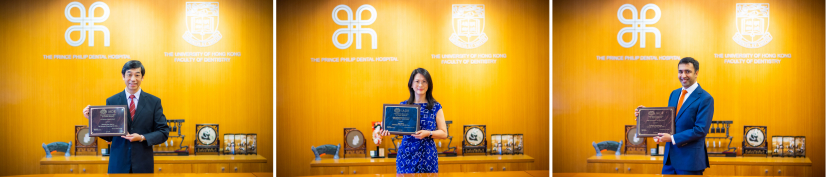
[636,107,675,137]
[382,104,421,135]
[742,125,767,157]
[88,106,128,137]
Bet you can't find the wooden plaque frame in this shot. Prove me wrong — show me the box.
[194,124,220,155]
[462,125,487,156]
[343,128,367,158]
[625,125,647,155]
[742,125,768,157]
[74,125,98,155]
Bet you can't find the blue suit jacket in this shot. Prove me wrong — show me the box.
[663,85,714,171]
[101,91,170,173]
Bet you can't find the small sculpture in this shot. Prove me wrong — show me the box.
[311,144,341,161]
[592,140,623,156]
[43,141,72,158]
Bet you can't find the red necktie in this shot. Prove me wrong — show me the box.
[676,89,687,116]
[129,95,136,121]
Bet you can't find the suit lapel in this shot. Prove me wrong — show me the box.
[676,86,703,122]
[133,93,148,123]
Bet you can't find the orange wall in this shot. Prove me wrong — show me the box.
[276,0,549,176]
[0,0,273,176]
[553,0,824,175]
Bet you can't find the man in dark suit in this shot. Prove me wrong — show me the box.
[635,57,714,175]
[83,60,170,173]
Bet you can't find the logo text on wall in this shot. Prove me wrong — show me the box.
[332,4,377,49]
[65,2,110,47]
[617,4,661,48]
[733,3,771,48]
[450,4,488,49]
[184,2,222,47]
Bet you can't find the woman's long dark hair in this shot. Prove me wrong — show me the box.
[407,68,437,110]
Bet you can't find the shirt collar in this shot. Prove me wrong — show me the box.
[125,88,142,99]
[683,82,699,94]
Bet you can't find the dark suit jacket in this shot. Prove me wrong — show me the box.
[101,90,170,173]
[663,84,714,171]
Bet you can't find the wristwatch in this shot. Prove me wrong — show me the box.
[428,131,433,138]
[140,135,145,142]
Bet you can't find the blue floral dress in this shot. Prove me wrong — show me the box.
[396,100,441,173]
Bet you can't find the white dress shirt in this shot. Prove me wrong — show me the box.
[125,88,142,112]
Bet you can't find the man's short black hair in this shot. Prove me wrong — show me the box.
[122,60,145,76]
[678,57,699,72]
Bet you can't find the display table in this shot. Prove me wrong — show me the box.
[39,155,268,174]
[586,155,811,176]
[309,155,535,175]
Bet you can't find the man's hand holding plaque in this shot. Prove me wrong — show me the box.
[635,106,675,141]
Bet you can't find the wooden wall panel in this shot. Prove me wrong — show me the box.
[276,0,549,176]
[553,0,824,176]
[0,0,273,176]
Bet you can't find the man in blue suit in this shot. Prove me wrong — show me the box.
[636,57,714,175]
[83,60,170,173]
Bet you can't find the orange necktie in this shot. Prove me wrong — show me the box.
[676,89,687,116]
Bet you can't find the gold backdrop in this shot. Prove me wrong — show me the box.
[553,0,824,175]
[276,0,549,176]
[0,0,273,175]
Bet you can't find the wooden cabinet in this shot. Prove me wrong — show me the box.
[77,164,108,174]
[309,155,535,174]
[585,162,623,173]
[770,165,811,177]
[461,163,499,172]
[39,165,77,174]
[192,163,230,173]
[311,167,348,175]
[622,163,661,174]
[348,166,387,174]
[586,162,623,173]
[40,155,268,174]
[154,164,192,173]
[230,163,265,173]
[439,164,461,172]
[586,155,812,177]
[735,165,774,176]
[385,166,397,174]
[498,162,532,171]
[704,165,735,175]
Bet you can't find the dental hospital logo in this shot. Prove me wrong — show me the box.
[183,2,222,47]
[617,4,661,48]
[449,4,487,49]
[332,4,377,49]
[733,3,772,48]
[65,2,110,47]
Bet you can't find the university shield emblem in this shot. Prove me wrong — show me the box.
[183,2,222,47]
[450,4,488,49]
[733,3,771,48]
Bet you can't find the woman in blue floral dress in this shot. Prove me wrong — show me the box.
[377,68,448,173]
